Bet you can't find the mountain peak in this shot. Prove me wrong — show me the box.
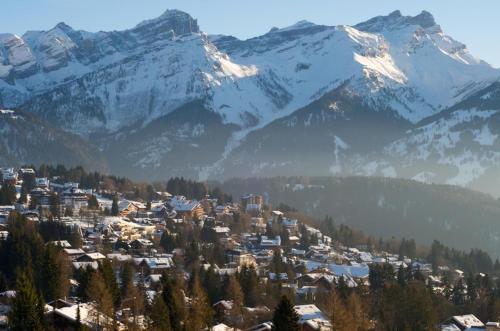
[53,22,75,34]
[355,10,437,32]
[409,10,436,29]
[134,9,199,35]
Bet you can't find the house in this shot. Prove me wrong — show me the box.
[129,238,154,254]
[215,205,231,216]
[241,194,263,215]
[133,256,174,274]
[63,248,85,260]
[60,184,89,212]
[441,314,485,331]
[213,300,233,315]
[212,226,231,239]
[260,235,281,248]
[225,249,257,266]
[1,168,17,185]
[118,200,146,217]
[49,302,125,330]
[282,218,299,233]
[251,217,267,232]
[211,323,241,331]
[76,252,106,262]
[35,177,50,189]
[30,187,52,206]
[247,322,273,331]
[294,304,332,331]
[169,196,204,220]
[48,240,72,248]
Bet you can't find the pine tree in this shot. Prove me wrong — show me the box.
[88,195,99,210]
[0,184,16,205]
[86,271,114,329]
[8,272,47,331]
[202,265,222,304]
[327,288,353,331]
[49,192,61,218]
[99,259,120,307]
[161,273,185,330]
[111,196,119,216]
[40,244,70,301]
[185,275,213,331]
[149,292,172,331]
[271,295,300,331]
[226,274,244,325]
[120,262,134,298]
[239,264,259,307]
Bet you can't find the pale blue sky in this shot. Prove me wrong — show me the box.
[1,0,499,67]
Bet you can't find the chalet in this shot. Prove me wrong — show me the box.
[251,217,267,233]
[129,238,154,254]
[107,253,133,262]
[441,314,485,330]
[49,302,125,330]
[260,235,281,248]
[212,226,231,239]
[119,200,146,217]
[35,177,50,189]
[133,256,174,274]
[294,304,332,331]
[240,194,263,212]
[169,196,204,220]
[1,168,17,185]
[271,210,284,222]
[63,248,85,260]
[215,205,231,216]
[282,218,299,233]
[212,323,241,331]
[60,184,89,212]
[30,187,51,206]
[76,252,106,262]
[150,203,169,218]
[213,300,233,315]
[48,240,72,248]
[225,249,257,267]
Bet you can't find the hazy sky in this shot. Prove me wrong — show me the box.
[1,0,499,67]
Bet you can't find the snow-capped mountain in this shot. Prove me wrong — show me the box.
[1,10,500,194]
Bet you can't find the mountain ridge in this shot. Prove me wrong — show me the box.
[1,9,500,194]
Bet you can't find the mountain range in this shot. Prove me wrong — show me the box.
[1,9,500,195]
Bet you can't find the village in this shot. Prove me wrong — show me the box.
[0,166,498,331]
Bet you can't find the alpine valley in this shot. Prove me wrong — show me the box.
[2,10,500,195]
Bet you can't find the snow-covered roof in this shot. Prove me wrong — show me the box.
[294,304,328,324]
[169,196,201,212]
[451,314,484,329]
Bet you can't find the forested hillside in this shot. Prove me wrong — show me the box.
[221,177,500,258]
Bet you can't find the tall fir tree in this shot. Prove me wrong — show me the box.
[185,275,213,331]
[111,196,119,216]
[149,292,172,331]
[271,295,300,331]
[8,272,47,331]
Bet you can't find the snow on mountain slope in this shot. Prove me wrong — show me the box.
[1,9,500,190]
[1,10,496,134]
[354,11,497,119]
